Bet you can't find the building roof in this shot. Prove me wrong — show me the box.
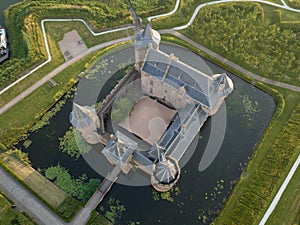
[142,48,233,109]
[102,131,136,165]
[0,28,7,49]
[148,143,165,159]
[153,154,178,184]
[158,104,197,150]
[134,24,161,49]
[69,103,96,128]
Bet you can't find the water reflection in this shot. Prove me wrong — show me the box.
[21,44,275,224]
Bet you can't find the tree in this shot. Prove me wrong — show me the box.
[111,97,133,123]
[81,179,101,203]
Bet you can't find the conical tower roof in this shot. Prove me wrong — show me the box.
[153,154,179,184]
[102,131,136,170]
[69,103,96,128]
[134,24,161,48]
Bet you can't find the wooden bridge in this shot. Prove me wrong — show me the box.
[83,166,121,213]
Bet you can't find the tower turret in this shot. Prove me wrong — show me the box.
[134,24,161,71]
[102,131,136,174]
[69,103,101,144]
[151,152,180,192]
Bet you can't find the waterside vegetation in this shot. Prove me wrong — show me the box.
[0,0,299,224]
[180,3,300,86]
[160,31,300,225]
[44,164,101,203]
[0,192,35,225]
[0,0,174,90]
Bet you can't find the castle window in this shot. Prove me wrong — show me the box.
[150,80,154,86]
[150,88,153,94]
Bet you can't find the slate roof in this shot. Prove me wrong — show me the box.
[134,24,161,49]
[153,154,178,184]
[69,103,96,128]
[158,104,197,149]
[102,131,136,165]
[141,48,233,109]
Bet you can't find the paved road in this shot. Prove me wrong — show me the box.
[0,159,119,225]
[161,30,300,93]
[173,0,300,30]
[259,154,300,225]
[0,1,299,224]
[0,166,66,225]
[0,36,132,116]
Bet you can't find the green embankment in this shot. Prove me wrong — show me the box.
[0,0,174,101]
[284,0,300,9]
[179,3,300,86]
[159,4,300,223]
[0,42,127,222]
[0,150,81,222]
[0,40,128,147]
[0,192,35,225]
[213,90,300,225]
[161,34,300,225]
[0,0,299,224]
[266,163,300,225]
[153,0,212,29]
[158,6,300,222]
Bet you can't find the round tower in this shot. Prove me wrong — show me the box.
[69,103,101,144]
[151,154,180,192]
[134,24,161,72]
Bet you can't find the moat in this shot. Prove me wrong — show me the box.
[20,43,275,224]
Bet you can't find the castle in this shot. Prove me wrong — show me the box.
[70,22,233,192]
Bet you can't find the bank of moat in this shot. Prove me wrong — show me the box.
[70,23,233,192]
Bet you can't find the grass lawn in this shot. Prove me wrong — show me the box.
[266,158,300,225]
[0,29,129,147]
[213,88,300,224]
[285,0,300,9]
[0,150,67,208]
[160,34,300,225]
[0,22,128,108]
[0,192,35,225]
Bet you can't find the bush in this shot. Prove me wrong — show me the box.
[57,196,82,221]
